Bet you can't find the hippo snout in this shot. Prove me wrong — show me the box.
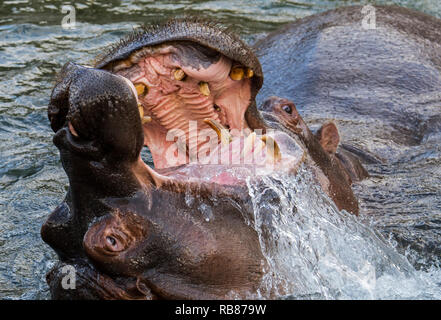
[48,62,144,162]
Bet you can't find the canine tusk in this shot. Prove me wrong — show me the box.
[261,135,282,163]
[204,119,232,146]
[142,116,152,124]
[241,132,257,158]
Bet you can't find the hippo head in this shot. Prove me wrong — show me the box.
[42,20,311,300]
[261,96,368,215]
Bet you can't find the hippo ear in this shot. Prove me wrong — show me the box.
[316,121,340,154]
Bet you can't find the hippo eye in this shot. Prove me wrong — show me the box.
[106,236,117,247]
[213,104,221,112]
[282,104,292,114]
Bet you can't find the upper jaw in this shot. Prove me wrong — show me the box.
[112,44,257,170]
[92,20,266,171]
[49,33,306,185]
[99,41,307,179]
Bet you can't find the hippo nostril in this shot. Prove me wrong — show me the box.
[282,104,292,114]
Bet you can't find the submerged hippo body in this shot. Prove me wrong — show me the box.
[255,5,441,161]
[41,4,441,299]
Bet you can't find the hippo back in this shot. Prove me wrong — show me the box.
[254,5,441,161]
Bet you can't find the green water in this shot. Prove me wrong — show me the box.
[0,0,440,299]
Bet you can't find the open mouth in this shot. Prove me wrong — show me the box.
[44,21,309,300]
[49,21,306,188]
[96,41,304,185]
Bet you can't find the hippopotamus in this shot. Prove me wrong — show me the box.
[41,17,366,300]
[43,3,441,299]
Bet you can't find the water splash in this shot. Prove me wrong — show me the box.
[245,166,441,299]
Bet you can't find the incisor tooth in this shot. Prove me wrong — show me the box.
[204,119,232,146]
[135,83,147,96]
[199,82,210,96]
[174,68,186,81]
[261,135,281,163]
[68,122,79,137]
[230,66,244,81]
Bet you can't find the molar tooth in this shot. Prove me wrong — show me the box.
[199,82,210,96]
[174,68,186,81]
[245,68,254,78]
[204,119,232,146]
[261,135,282,163]
[135,83,148,96]
[230,66,244,81]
